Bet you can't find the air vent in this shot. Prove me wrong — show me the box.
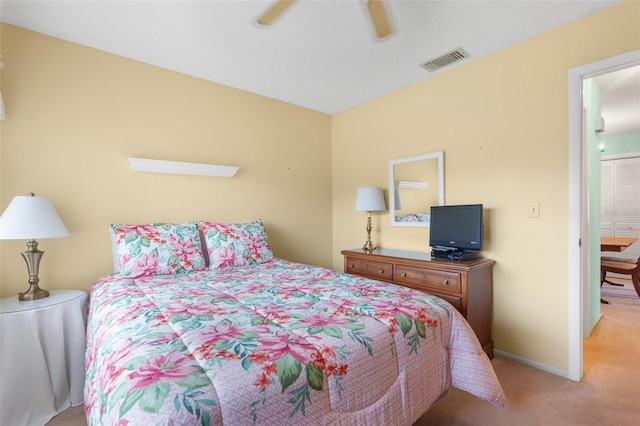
[420,48,470,72]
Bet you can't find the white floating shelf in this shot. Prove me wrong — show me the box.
[128,158,239,178]
[396,181,429,190]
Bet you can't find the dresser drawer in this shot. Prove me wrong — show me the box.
[345,257,393,281]
[395,264,461,293]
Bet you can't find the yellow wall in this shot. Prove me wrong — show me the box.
[0,24,333,298]
[1,2,639,374]
[332,1,640,371]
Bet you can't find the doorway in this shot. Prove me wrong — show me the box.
[568,49,640,381]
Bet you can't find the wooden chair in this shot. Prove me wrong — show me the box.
[600,256,640,303]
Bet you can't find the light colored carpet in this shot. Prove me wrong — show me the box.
[48,297,639,426]
[44,404,85,426]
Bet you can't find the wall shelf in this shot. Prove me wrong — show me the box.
[128,158,239,178]
[396,181,429,190]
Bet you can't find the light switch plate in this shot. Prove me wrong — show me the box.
[528,202,540,218]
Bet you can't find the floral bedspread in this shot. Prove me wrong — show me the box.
[85,259,504,425]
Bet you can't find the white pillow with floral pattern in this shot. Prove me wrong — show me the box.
[111,222,207,277]
[201,219,274,268]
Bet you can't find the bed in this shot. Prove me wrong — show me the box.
[85,220,504,425]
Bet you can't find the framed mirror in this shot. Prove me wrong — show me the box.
[388,151,445,227]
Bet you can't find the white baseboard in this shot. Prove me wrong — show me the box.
[493,350,574,380]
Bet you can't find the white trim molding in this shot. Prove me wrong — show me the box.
[567,48,640,382]
[493,350,570,380]
[128,158,239,178]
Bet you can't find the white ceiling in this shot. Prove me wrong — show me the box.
[592,65,640,135]
[1,0,636,133]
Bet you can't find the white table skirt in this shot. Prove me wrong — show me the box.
[0,290,87,426]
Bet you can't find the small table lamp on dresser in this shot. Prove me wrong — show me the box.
[0,193,69,300]
[355,187,386,253]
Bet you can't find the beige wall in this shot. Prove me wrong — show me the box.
[1,2,639,374]
[332,1,640,372]
[0,24,333,298]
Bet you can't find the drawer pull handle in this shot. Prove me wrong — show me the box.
[349,264,355,268]
[378,269,384,274]
[442,279,449,285]
[401,272,407,278]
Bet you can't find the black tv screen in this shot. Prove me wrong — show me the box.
[429,204,483,251]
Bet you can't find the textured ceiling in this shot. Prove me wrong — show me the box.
[592,65,640,135]
[0,0,635,133]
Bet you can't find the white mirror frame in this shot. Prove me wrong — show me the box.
[388,151,445,227]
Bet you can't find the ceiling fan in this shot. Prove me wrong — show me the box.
[257,0,394,39]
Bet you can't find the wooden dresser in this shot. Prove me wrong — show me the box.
[341,248,495,358]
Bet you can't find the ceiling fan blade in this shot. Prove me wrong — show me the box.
[367,0,393,38]
[257,0,296,26]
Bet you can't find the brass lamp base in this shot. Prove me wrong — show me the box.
[19,284,50,301]
[362,240,376,253]
[362,211,376,253]
[18,239,50,301]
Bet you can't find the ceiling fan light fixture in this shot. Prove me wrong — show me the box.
[367,0,394,39]
[257,0,394,39]
[257,0,296,26]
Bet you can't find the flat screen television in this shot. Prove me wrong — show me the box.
[429,204,483,252]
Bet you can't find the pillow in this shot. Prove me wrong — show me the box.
[111,222,207,277]
[201,219,274,268]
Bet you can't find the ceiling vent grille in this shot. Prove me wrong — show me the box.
[420,48,470,72]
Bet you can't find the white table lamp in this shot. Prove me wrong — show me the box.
[355,187,386,253]
[0,193,69,300]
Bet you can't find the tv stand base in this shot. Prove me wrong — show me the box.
[431,250,478,261]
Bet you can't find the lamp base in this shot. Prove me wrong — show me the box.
[362,241,376,253]
[362,211,376,253]
[18,239,49,301]
[19,284,50,301]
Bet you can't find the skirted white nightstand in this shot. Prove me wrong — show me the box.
[0,290,87,426]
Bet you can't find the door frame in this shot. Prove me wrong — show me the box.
[567,49,640,381]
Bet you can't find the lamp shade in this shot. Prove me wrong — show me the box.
[0,194,69,240]
[355,187,386,212]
